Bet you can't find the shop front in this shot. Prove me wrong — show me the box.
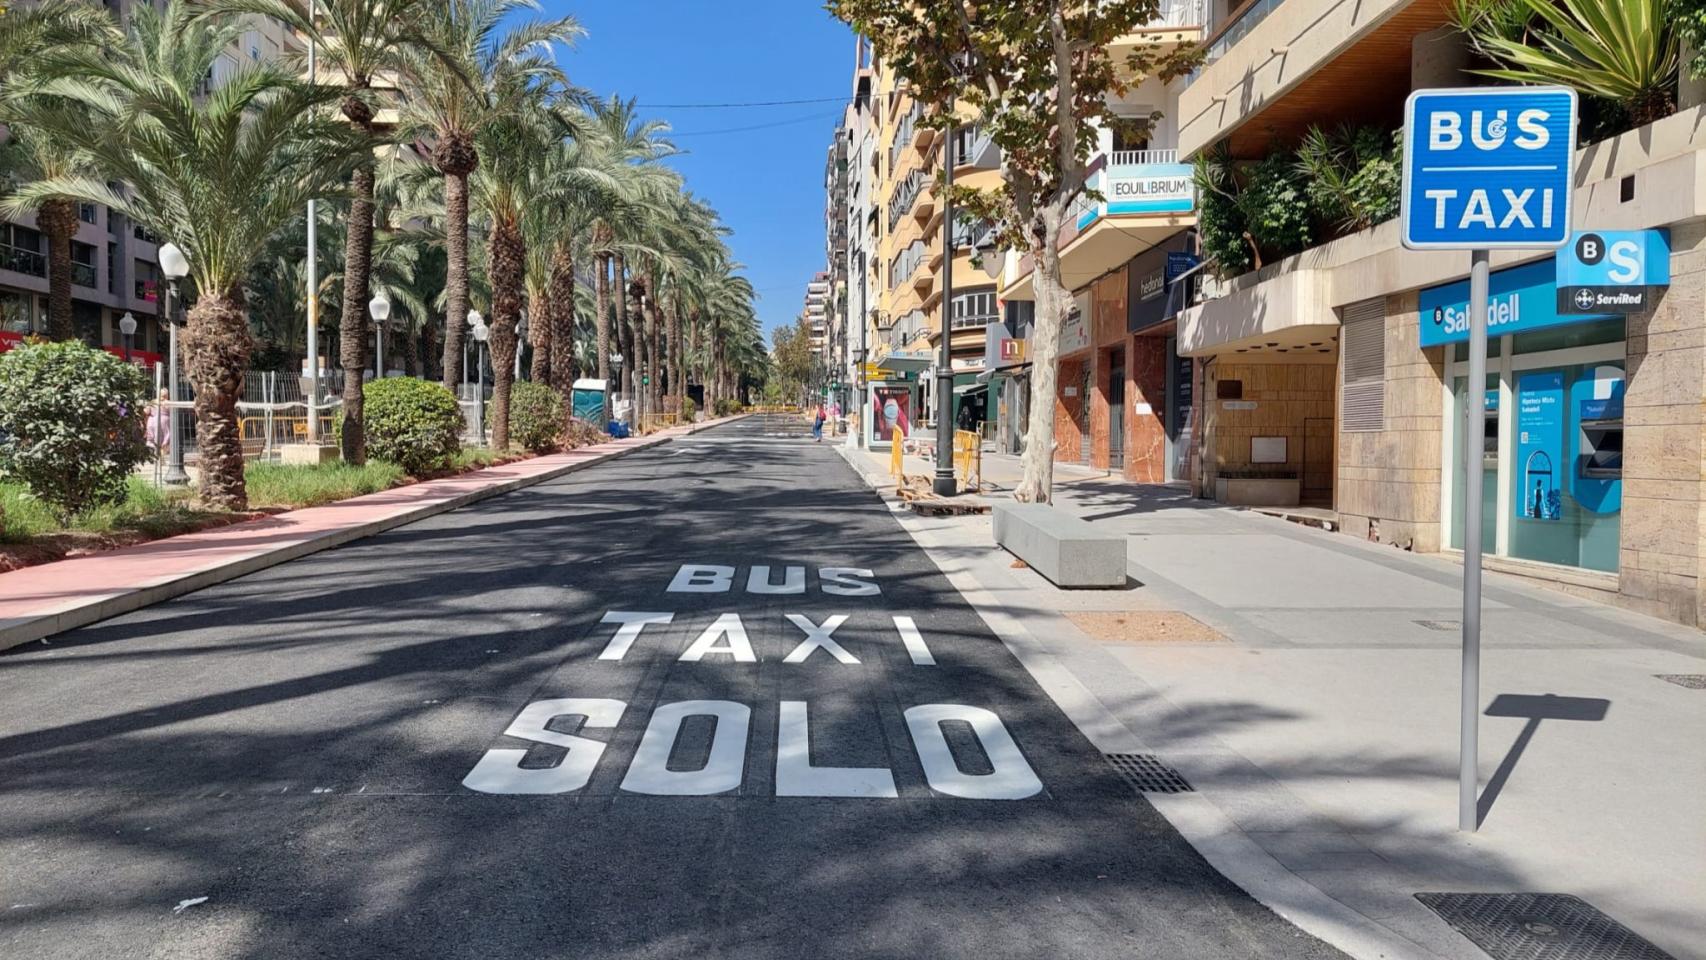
[1053,290,1093,465]
[1123,233,1198,484]
[1429,258,1626,575]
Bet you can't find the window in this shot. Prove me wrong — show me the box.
[0,223,46,278]
[78,202,98,224]
[1110,115,1152,153]
[949,288,997,330]
[71,241,98,288]
[134,259,160,302]
[1340,298,1385,431]
[107,242,118,294]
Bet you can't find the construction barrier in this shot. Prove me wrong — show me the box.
[239,415,338,459]
[953,429,982,490]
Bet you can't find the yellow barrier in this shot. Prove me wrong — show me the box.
[890,425,905,480]
[636,412,681,434]
[953,429,982,489]
[239,415,337,455]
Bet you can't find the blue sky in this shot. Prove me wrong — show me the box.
[536,1,856,341]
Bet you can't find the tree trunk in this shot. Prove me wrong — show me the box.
[38,198,78,341]
[595,251,611,383]
[439,170,471,393]
[1014,207,1068,504]
[488,219,524,451]
[181,288,254,510]
[548,244,576,427]
[615,253,633,411]
[528,287,550,383]
[339,140,376,464]
[670,301,684,411]
[406,323,422,377]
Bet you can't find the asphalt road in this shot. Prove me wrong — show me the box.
[0,415,1345,960]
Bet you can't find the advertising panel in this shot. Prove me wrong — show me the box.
[1516,370,1565,521]
[1419,258,1613,348]
[872,385,912,443]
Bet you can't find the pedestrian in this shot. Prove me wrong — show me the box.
[812,403,826,442]
[144,387,172,484]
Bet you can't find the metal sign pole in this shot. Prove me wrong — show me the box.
[1460,247,1490,832]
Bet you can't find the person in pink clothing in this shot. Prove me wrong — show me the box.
[144,388,172,456]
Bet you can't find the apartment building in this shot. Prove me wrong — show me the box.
[1171,0,1706,627]
[823,123,850,387]
[840,49,878,429]
[0,1,303,368]
[987,0,1207,479]
[804,272,830,356]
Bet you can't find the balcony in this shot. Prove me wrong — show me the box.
[1,246,46,278]
[72,262,97,289]
[1176,0,1450,158]
[1110,0,1206,77]
[1006,151,1195,300]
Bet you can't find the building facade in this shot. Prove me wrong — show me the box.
[1173,0,1706,627]
[0,1,302,368]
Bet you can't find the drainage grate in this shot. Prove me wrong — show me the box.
[1415,619,1461,632]
[1104,753,1193,794]
[1416,893,1678,960]
[1654,674,1706,690]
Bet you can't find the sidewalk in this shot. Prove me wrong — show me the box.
[840,444,1706,960]
[0,416,745,652]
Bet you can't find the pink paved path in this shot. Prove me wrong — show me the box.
[0,417,738,650]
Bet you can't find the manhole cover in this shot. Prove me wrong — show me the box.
[1654,674,1706,690]
[1104,754,1193,794]
[1415,619,1461,632]
[1065,611,1226,643]
[1416,893,1677,960]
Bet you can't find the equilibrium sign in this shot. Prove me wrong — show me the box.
[1401,87,1577,250]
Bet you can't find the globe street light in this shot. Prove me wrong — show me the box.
[118,311,137,365]
[471,318,489,447]
[158,242,190,486]
[368,290,390,380]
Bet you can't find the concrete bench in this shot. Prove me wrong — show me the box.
[991,502,1126,588]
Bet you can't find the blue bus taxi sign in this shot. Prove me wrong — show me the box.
[1401,87,1577,251]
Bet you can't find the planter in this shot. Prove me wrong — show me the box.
[1214,476,1301,507]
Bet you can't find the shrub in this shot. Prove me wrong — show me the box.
[499,381,562,453]
[1296,125,1401,232]
[0,340,150,522]
[681,395,698,422]
[361,377,463,475]
[714,398,744,417]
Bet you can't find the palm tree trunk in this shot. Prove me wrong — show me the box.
[668,297,683,411]
[548,244,576,422]
[595,251,611,383]
[646,290,661,417]
[181,288,254,510]
[488,219,524,451]
[528,287,549,383]
[615,253,633,410]
[440,168,472,394]
[38,198,77,341]
[339,151,376,464]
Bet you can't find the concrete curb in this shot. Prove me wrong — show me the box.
[0,415,747,652]
[830,442,1444,960]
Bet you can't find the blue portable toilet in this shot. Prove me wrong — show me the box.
[572,378,609,429]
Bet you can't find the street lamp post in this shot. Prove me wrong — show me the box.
[516,312,528,381]
[159,242,190,486]
[118,311,136,365]
[368,291,390,380]
[471,317,489,447]
[934,118,959,497]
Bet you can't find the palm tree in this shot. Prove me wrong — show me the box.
[212,0,441,464]
[584,96,676,386]
[0,0,114,87]
[3,3,365,508]
[395,0,582,397]
[0,126,93,341]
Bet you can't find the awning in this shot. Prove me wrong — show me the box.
[876,351,932,373]
[954,382,988,396]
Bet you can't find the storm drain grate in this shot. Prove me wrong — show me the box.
[1415,619,1462,632]
[1416,893,1678,960]
[1654,674,1706,689]
[1104,753,1193,794]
